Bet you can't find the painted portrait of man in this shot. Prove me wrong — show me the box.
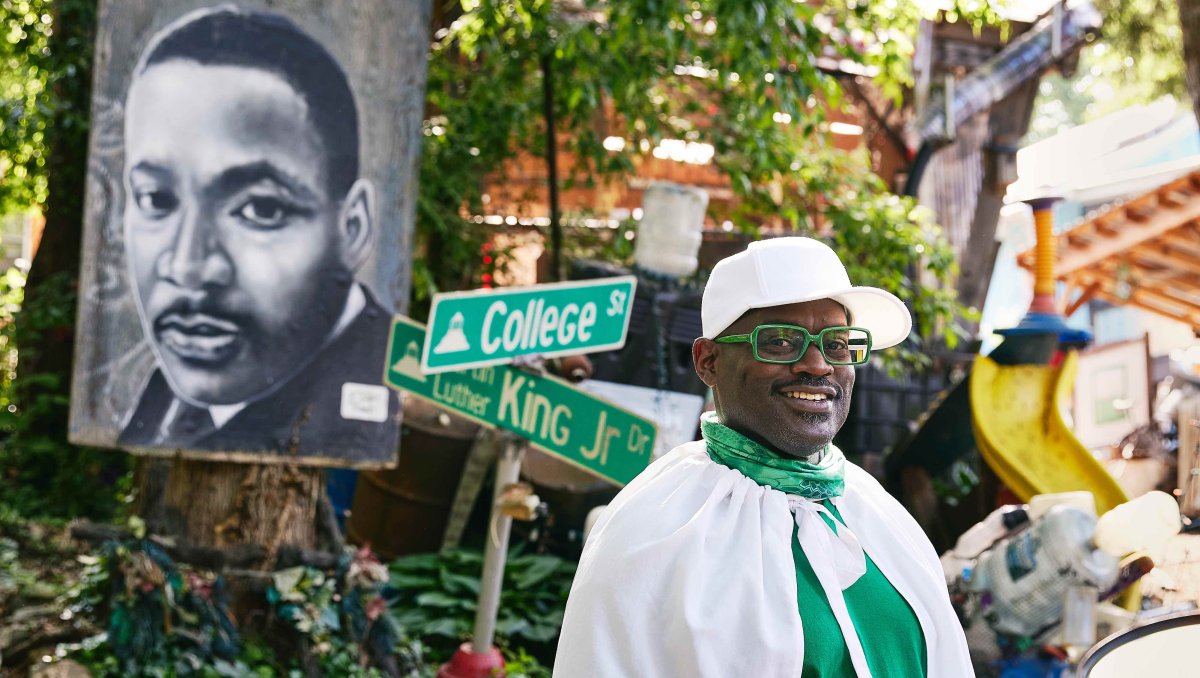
[112,6,401,463]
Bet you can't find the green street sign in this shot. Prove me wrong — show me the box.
[421,276,637,374]
[386,315,655,486]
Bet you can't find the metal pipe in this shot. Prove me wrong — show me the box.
[902,142,937,197]
[541,52,563,282]
[471,434,525,650]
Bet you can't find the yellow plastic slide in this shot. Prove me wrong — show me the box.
[970,351,1128,515]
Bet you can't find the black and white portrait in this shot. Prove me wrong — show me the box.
[69,1,430,467]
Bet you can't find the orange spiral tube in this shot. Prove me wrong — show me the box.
[1033,206,1056,298]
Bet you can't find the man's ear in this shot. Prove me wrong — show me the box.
[336,178,375,272]
[693,338,719,388]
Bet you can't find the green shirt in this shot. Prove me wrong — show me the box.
[792,501,927,678]
[700,416,927,676]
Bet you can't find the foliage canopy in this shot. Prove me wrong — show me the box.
[417,0,996,366]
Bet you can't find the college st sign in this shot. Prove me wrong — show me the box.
[420,276,637,374]
[385,316,655,486]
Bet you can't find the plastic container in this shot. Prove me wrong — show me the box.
[633,182,709,277]
[1028,490,1096,521]
[969,504,1119,636]
[1092,490,1181,558]
[940,505,1030,583]
[952,505,1030,559]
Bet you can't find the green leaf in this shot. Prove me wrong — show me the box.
[521,622,561,643]
[271,567,306,597]
[415,591,462,608]
[389,553,440,573]
[494,616,530,636]
[513,556,560,590]
[388,572,437,590]
[440,570,482,595]
[421,617,462,638]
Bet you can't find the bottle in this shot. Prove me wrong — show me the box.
[968,505,1119,637]
[940,505,1030,584]
[1092,490,1181,558]
[633,182,709,277]
[951,504,1031,559]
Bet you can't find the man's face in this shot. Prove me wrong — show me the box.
[123,61,349,405]
[693,299,856,458]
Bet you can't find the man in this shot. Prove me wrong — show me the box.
[117,7,399,465]
[555,237,972,677]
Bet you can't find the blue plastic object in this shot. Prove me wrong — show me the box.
[326,468,359,528]
[997,655,1071,678]
[995,312,1092,346]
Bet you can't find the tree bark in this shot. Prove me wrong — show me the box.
[157,459,324,626]
[1180,0,1200,123]
[162,461,321,555]
[20,0,95,431]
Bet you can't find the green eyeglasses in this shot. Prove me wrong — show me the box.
[715,324,873,365]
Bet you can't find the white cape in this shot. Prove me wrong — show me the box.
[554,441,973,678]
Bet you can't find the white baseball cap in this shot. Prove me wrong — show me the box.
[701,237,912,349]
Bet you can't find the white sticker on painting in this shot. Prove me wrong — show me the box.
[341,382,390,422]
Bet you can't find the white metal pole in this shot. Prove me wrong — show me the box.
[471,433,525,651]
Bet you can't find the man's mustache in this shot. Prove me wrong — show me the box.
[777,374,843,399]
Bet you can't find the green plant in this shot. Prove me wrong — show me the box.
[267,546,431,676]
[386,547,575,662]
[61,543,431,677]
[105,538,240,673]
[504,647,553,678]
[71,636,286,678]
[0,266,130,520]
[1,0,54,213]
[417,0,1001,363]
[559,218,637,269]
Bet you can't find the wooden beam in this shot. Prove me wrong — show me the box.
[1094,213,1126,234]
[1060,279,1079,315]
[1124,204,1155,224]
[1019,171,1200,274]
[1064,280,1100,317]
[1130,286,1200,320]
[1162,281,1200,304]
[1054,195,1200,276]
[1081,270,1200,321]
[1122,262,1200,286]
[1157,228,1200,257]
[1158,189,1193,209]
[1093,289,1199,331]
[1065,230,1094,248]
[1127,244,1197,273]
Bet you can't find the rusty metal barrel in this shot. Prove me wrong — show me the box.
[347,397,481,559]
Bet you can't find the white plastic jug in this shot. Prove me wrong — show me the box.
[1028,490,1096,521]
[633,182,708,277]
[1092,490,1181,558]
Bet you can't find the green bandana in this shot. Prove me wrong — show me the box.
[701,411,846,499]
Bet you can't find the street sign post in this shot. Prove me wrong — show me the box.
[386,315,655,486]
[421,276,637,375]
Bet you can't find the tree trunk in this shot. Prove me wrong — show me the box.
[157,459,324,626]
[20,0,95,431]
[1180,0,1200,123]
[162,461,321,553]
